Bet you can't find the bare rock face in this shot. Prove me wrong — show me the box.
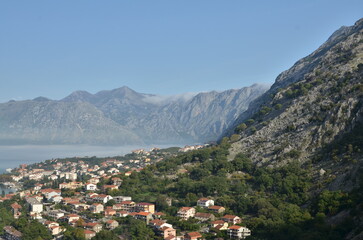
[227,18,363,167]
[0,84,268,145]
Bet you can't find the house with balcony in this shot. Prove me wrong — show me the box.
[227,225,251,239]
[177,207,195,220]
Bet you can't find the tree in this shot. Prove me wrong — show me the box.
[94,230,118,240]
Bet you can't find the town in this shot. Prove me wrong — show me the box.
[0,145,250,240]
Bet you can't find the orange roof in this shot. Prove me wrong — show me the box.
[186,232,202,237]
[223,214,238,219]
[11,203,22,209]
[84,230,95,235]
[179,207,194,211]
[137,211,151,216]
[208,205,224,210]
[211,220,225,224]
[228,225,242,230]
[86,222,100,227]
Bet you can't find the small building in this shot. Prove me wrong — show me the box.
[3,226,22,240]
[222,215,241,225]
[10,202,22,219]
[85,183,97,191]
[160,226,176,239]
[184,232,203,240]
[227,225,251,239]
[136,202,155,213]
[26,197,43,213]
[113,196,132,203]
[47,210,65,219]
[104,207,116,217]
[177,207,195,220]
[106,219,119,230]
[84,229,96,239]
[66,214,80,223]
[120,201,136,212]
[111,177,123,186]
[93,194,113,204]
[208,205,225,214]
[90,203,104,214]
[210,220,228,231]
[134,211,153,224]
[116,210,129,217]
[84,222,103,233]
[197,198,214,208]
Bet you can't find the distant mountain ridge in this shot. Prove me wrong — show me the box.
[0,84,269,145]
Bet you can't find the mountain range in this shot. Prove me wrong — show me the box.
[0,84,269,145]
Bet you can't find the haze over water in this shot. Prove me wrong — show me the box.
[0,144,178,173]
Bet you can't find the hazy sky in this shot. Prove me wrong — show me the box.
[0,1,362,102]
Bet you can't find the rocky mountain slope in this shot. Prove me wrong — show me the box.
[227,18,363,167]
[222,18,363,238]
[0,84,268,145]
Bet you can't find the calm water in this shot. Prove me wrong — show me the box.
[0,185,16,195]
[0,144,178,173]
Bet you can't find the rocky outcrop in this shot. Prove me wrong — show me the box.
[227,18,363,166]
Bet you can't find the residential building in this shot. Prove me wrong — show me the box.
[116,210,129,217]
[208,205,226,214]
[106,219,119,230]
[93,194,113,204]
[26,197,43,213]
[85,183,97,191]
[120,201,136,212]
[84,222,103,233]
[84,230,96,239]
[113,196,132,203]
[184,232,202,240]
[136,202,155,213]
[134,211,153,224]
[227,225,251,239]
[90,203,104,214]
[10,202,22,219]
[47,210,65,219]
[160,227,176,239]
[197,198,214,208]
[104,207,116,217]
[222,215,241,225]
[3,226,22,240]
[210,220,228,231]
[40,188,62,201]
[177,207,195,220]
[66,214,80,223]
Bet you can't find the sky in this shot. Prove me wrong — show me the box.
[0,1,362,102]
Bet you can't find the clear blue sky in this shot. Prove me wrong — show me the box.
[0,1,362,102]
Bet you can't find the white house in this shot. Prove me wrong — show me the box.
[227,225,251,239]
[26,198,43,213]
[197,198,214,208]
[47,210,65,219]
[93,194,113,204]
[85,183,97,191]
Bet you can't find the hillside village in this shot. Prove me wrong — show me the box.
[0,145,250,240]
